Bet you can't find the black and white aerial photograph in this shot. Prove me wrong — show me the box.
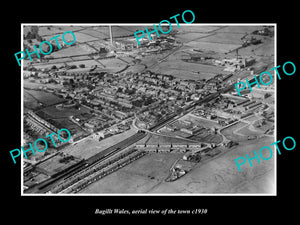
[21,24,276,195]
[4,2,300,221]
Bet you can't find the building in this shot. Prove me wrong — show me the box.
[250,91,268,99]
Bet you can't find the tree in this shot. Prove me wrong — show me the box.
[70,65,77,69]
[51,65,57,70]
[30,26,39,35]
[36,34,43,42]
[25,31,34,40]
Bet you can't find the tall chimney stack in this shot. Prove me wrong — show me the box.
[109,25,113,45]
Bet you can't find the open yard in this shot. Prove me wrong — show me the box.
[182,114,221,129]
[62,127,137,160]
[190,132,223,144]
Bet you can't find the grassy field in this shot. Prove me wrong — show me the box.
[151,58,227,80]
[35,26,84,37]
[23,26,68,37]
[42,31,98,43]
[185,41,242,54]
[199,32,246,45]
[175,25,222,33]
[49,44,96,58]
[97,58,128,73]
[174,32,209,43]
[24,89,65,106]
[79,152,183,193]
[79,28,109,39]
[24,91,42,111]
[71,55,91,61]
[215,26,266,34]
[64,59,104,68]
[36,104,91,119]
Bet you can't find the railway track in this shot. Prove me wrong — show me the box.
[58,150,147,194]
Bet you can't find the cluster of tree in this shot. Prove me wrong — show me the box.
[132,95,155,107]
[116,87,136,95]
[24,26,62,56]
[24,26,44,41]
[59,155,75,163]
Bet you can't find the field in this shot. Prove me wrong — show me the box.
[100,58,127,67]
[50,118,87,135]
[175,32,210,43]
[36,104,91,118]
[185,41,242,54]
[151,56,227,80]
[24,26,82,37]
[174,25,255,53]
[63,59,104,68]
[79,28,109,39]
[24,91,42,111]
[175,26,222,33]
[49,44,96,58]
[124,64,146,73]
[24,89,65,107]
[215,26,266,34]
[42,31,98,43]
[79,152,183,193]
[198,32,246,45]
[34,103,92,135]
[36,26,84,37]
[71,55,91,61]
